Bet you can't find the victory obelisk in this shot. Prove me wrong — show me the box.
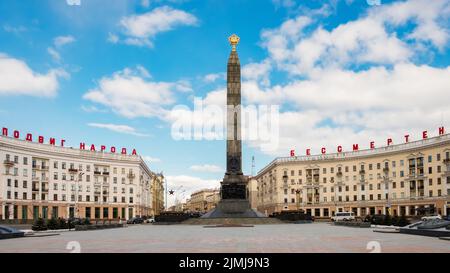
[202,34,263,218]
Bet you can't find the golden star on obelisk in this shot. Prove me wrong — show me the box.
[228,34,240,51]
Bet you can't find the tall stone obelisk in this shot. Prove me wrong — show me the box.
[202,34,263,218]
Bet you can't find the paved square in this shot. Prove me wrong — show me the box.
[0,223,448,253]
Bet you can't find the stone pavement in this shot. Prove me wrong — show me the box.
[0,223,448,253]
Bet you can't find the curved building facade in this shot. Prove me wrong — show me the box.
[255,134,450,218]
[0,136,164,221]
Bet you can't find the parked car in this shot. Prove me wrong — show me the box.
[145,218,155,223]
[442,215,450,221]
[331,212,355,222]
[127,217,144,224]
[421,215,442,221]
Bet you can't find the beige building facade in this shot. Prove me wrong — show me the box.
[187,189,220,213]
[0,135,164,221]
[255,134,450,218]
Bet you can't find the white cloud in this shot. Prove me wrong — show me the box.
[81,105,108,113]
[189,164,223,173]
[54,35,76,48]
[88,123,149,137]
[262,0,450,76]
[141,0,150,8]
[203,72,225,83]
[66,0,81,6]
[242,60,272,86]
[47,47,61,62]
[118,6,198,47]
[0,53,67,97]
[83,66,186,118]
[3,25,27,34]
[239,63,450,156]
[142,155,161,163]
[166,175,220,206]
[107,33,119,44]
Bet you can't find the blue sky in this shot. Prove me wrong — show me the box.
[1,0,450,205]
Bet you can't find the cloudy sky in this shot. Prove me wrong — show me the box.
[1,0,449,206]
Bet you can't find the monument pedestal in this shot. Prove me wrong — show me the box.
[202,179,265,219]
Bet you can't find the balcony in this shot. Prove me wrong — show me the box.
[443,158,450,164]
[32,165,40,170]
[94,171,102,175]
[41,177,49,182]
[3,159,14,167]
[383,167,389,173]
[102,171,110,175]
[41,166,49,171]
[336,171,343,177]
[127,173,136,179]
[32,187,39,192]
[42,188,49,193]
[68,168,78,173]
[359,170,365,175]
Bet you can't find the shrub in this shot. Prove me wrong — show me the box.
[57,218,67,229]
[47,218,58,230]
[32,218,48,231]
[384,213,392,226]
[397,215,410,227]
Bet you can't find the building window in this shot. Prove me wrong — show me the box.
[54,161,58,169]
[400,171,404,177]
[23,157,28,165]
[53,194,58,201]
[129,197,133,203]
[428,167,432,174]
[62,162,66,169]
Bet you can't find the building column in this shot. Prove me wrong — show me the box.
[382,206,386,215]
[125,207,129,220]
[405,206,410,216]
[414,205,419,216]
[8,204,14,220]
[444,204,447,216]
[1,203,5,220]
[357,207,361,217]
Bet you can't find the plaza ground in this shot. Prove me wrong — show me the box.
[0,222,448,253]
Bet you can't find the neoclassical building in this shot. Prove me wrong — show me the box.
[0,135,164,221]
[255,133,450,218]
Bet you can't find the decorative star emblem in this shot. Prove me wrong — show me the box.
[169,190,175,195]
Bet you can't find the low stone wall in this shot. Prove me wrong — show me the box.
[74,223,126,231]
[333,221,371,228]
